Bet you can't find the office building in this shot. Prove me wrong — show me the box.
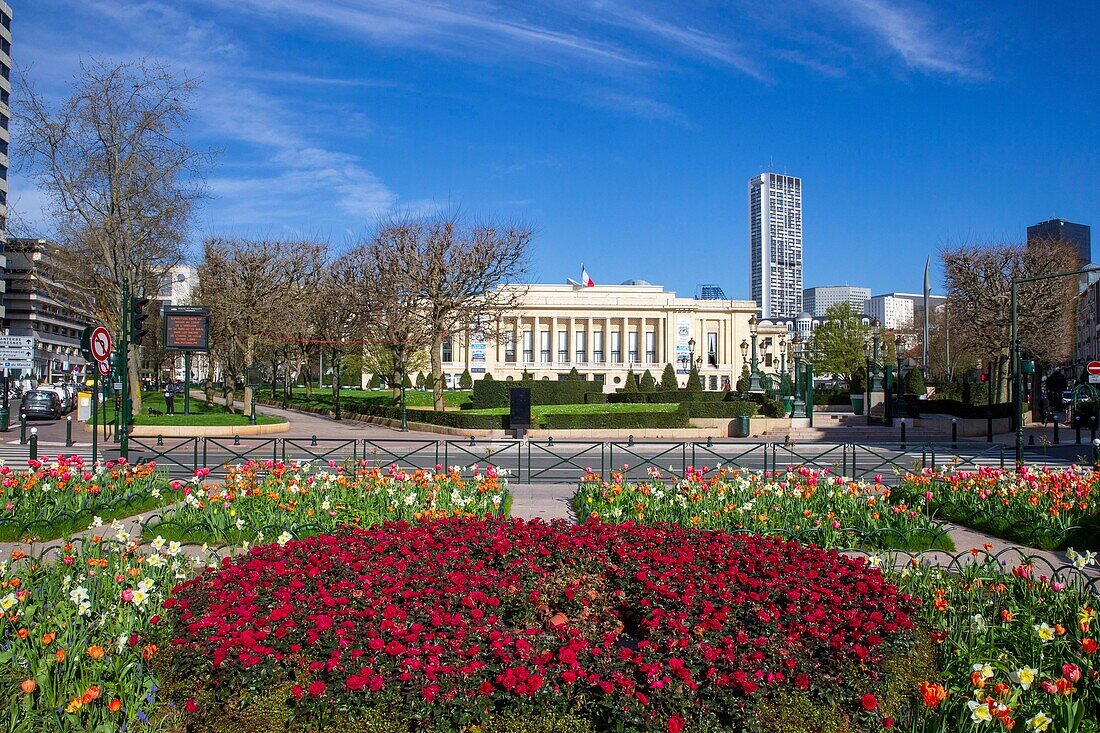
[866,294,915,331]
[749,173,803,319]
[1027,218,1091,264]
[2,238,93,381]
[803,285,870,318]
[401,281,786,392]
[0,1,12,323]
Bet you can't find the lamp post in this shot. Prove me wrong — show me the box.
[792,334,806,418]
[894,334,907,419]
[869,320,883,392]
[687,337,697,389]
[748,315,763,393]
[778,338,787,377]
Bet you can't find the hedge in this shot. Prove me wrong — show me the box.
[606,390,729,404]
[544,404,690,430]
[336,401,508,430]
[584,392,608,404]
[687,401,758,419]
[910,399,1015,420]
[470,379,591,409]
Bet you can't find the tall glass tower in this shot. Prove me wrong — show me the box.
[749,173,802,319]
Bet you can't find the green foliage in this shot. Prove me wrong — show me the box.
[779,372,794,397]
[426,371,437,392]
[566,367,582,381]
[622,369,638,393]
[639,369,656,392]
[414,372,425,389]
[660,363,678,391]
[686,364,702,392]
[459,369,474,389]
[544,402,689,429]
[402,373,413,389]
[808,302,871,391]
[746,391,786,418]
[521,369,534,380]
[584,391,608,404]
[471,379,591,409]
[687,401,758,418]
[736,365,750,392]
[482,372,494,382]
[368,373,383,389]
[903,366,926,396]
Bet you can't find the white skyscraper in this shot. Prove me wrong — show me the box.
[749,173,802,319]
[0,1,11,324]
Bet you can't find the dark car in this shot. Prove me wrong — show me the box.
[21,390,62,420]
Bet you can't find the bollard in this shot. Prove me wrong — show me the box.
[1077,426,1082,445]
[29,427,38,462]
[1094,439,1100,468]
[951,418,957,449]
[1053,418,1059,445]
[66,416,73,447]
[899,419,907,450]
[1028,435,1035,446]
[19,414,27,445]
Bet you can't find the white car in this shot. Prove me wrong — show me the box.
[40,385,72,414]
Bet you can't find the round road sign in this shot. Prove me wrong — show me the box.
[90,326,112,362]
[1089,361,1100,377]
[97,360,111,377]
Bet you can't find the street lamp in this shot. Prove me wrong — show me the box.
[740,339,749,365]
[778,337,788,377]
[748,314,763,393]
[792,334,806,418]
[869,320,883,393]
[894,334,907,419]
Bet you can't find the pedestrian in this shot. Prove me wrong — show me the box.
[164,380,176,415]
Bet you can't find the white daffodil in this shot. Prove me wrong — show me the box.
[277,531,292,547]
[403,492,418,506]
[137,578,154,593]
[1026,711,1052,731]
[1034,623,1056,642]
[77,601,91,617]
[868,554,884,569]
[971,614,988,633]
[145,554,164,568]
[151,487,162,499]
[151,536,166,551]
[114,528,130,543]
[321,498,331,511]
[167,541,181,557]
[1012,666,1038,690]
[69,586,90,605]
[130,589,148,607]
[0,592,18,611]
[117,633,128,654]
[967,699,993,724]
[90,515,104,529]
[234,518,245,531]
[972,662,994,680]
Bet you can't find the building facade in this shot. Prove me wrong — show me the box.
[866,294,915,330]
[430,282,785,392]
[0,1,12,323]
[803,285,870,318]
[1076,277,1100,373]
[1028,218,1091,264]
[749,173,803,319]
[2,238,92,381]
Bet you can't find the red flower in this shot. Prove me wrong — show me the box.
[668,713,685,733]
[185,699,198,714]
[308,681,326,697]
[861,693,878,711]
[883,716,894,728]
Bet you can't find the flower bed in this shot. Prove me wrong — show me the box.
[0,456,169,542]
[575,466,953,552]
[897,551,1099,732]
[162,517,920,732]
[1,528,222,731]
[143,460,510,545]
[896,467,1100,550]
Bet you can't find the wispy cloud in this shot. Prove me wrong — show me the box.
[816,0,983,79]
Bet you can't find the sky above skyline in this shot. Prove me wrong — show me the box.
[7,1,1098,301]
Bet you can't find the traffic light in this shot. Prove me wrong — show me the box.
[130,297,152,345]
[979,371,988,383]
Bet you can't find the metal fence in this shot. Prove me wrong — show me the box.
[68,436,1039,482]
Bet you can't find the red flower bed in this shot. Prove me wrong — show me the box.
[164,518,915,731]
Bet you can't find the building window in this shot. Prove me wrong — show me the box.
[610,331,621,364]
[645,331,656,363]
[628,331,638,363]
[557,330,568,363]
[441,337,453,364]
[709,375,718,391]
[522,330,533,362]
[707,333,718,367]
[574,330,586,364]
[593,331,604,363]
[540,330,551,363]
[505,332,516,363]
[593,374,605,386]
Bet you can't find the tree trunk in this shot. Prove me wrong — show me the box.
[431,332,444,411]
[330,348,342,420]
[223,384,236,414]
[205,379,214,409]
[129,344,143,417]
[303,363,313,399]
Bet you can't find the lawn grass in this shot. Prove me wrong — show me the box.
[96,391,285,427]
[279,387,472,410]
[0,486,177,543]
[460,402,679,418]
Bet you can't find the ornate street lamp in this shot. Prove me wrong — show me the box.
[869,319,883,393]
[894,333,907,419]
[748,314,763,393]
[740,339,749,365]
[792,334,806,418]
[778,337,788,377]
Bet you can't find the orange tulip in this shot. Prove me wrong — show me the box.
[142,643,158,660]
[87,646,105,660]
[81,685,101,704]
[20,679,36,694]
[41,633,55,645]
[108,698,122,713]
[55,649,65,663]
[16,628,28,639]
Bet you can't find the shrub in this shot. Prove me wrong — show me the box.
[687,400,758,419]
[639,369,656,392]
[368,373,383,389]
[566,367,583,381]
[622,369,638,393]
[471,379,591,409]
[736,365,750,392]
[686,364,702,392]
[545,403,690,429]
[659,363,678,391]
[903,367,926,396]
[746,391,786,417]
[414,372,425,389]
[584,391,608,404]
[402,373,413,389]
[482,372,494,381]
[459,369,473,389]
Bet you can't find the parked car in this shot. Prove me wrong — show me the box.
[40,385,72,414]
[21,390,63,420]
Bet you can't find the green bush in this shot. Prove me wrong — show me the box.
[605,393,653,404]
[918,399,1014,420]
[686,365,702,392]
[622,369,638,393]
[414,372,425,389]
[904,367,926,396]
[402,373,413,389]
[660,363,678,391]
[338,401,507,429]
[736,366,750,392]
[746,392,786,418]
[368,373,382,389]
[459,369,473,389]
[584,391,608,404]
[639,369,656,392]
[544,403,690,430]
[471,379,591,409]
[566,367,583,381]
[482,372,494,381]
[687,401,758,418]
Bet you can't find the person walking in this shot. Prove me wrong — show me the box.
[164,380,176,416]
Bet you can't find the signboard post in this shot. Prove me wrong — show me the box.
[1088,361,1100,385]
[163,306,209,416]
[509,387,532,438]
[0,337,32,432]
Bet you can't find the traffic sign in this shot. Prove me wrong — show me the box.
[2,360,33,370]
[90,327,113,363]
[0,348,33,360]
[0,335,33,349]
[97,360,111,377]
[1088,361,1100,376]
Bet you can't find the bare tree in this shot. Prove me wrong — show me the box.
[196,238,326,412]
[16,59,211,415]
[309,251,372,419]
[380,215,531,410]
[941,239,1079,401]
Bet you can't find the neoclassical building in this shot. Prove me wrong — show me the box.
[434,281,790,392]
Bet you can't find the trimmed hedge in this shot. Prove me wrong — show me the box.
[745,392,787,418]
[338,401,507,430]
[606,390,729,404]
[584,392,608,404]
[687,401,758,419]
[911,399,1015,420]
[545,403,690,430]
[471,379,591,409]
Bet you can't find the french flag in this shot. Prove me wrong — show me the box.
[580,264,594,287]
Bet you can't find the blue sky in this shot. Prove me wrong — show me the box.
[8,1,1098,299]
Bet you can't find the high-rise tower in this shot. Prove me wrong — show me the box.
[0,1,12,325]
[749,173,802,319]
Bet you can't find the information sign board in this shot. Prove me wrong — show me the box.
[163,307,210,351]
